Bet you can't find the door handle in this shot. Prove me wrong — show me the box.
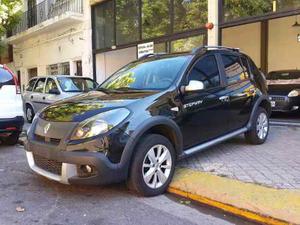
[42,97,46,100]
[219,96,230,102]
[30,96,33,99]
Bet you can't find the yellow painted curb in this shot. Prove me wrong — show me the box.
[168,168,300,225]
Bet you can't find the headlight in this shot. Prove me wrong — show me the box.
[288,90,299,97]
[70,108,130,140]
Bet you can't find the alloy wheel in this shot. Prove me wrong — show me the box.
[256,112,268,140]
[142,144,172,189]
[27,107,33,121]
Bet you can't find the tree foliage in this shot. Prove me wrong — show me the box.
[0,0,22,55]
[223,0,300,21]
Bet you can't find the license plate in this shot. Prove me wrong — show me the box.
[271,101,276,107]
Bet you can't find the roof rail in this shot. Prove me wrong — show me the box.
[192,45,240,54]
[138,52,166,60]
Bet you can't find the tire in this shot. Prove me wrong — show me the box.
[245,107,269,145]
[127,134,176,197]
[26,105,35,123]
[3,133,20,146]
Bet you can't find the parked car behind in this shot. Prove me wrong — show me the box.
[23,75,98,123]
[0,65,24,145]
[25,46,271,196]
[267,70,300,112]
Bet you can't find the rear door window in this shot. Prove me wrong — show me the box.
[221,54,247,85]
[26,79,37,91]
[33,78,46,93]
[0,68,14,88]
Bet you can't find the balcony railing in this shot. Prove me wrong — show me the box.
[10,0,83,36]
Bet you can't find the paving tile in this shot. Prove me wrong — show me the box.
[178,126,300,190]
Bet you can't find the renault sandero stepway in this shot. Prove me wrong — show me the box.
[25,46,271,196]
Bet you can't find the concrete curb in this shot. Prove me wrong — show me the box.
[168,168,300,225]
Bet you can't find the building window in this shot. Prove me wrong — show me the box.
[142,0,171,39]
[94,0,115,49]
[116,0,140,45]
[47,62,70,75]
[92,0,207,51]
[222,0,300,23]
[174,0,207,33]
[47,64,59,75]
[171,35,205,53]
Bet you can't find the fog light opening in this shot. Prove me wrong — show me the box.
[77,165,97,178]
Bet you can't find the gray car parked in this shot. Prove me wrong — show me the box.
[23,75,98,123]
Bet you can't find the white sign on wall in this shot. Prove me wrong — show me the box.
[137,42,154,58]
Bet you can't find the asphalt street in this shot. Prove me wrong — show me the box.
[0,144,256,225]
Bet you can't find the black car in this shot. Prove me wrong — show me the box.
[25,46,271,196]
[267,70,300,112]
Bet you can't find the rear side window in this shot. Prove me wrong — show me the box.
[33,78,46,93]
[0,68,14,87]
[241,56,250,79]
[221,54,247,85]
[188,55,220,89]
[26,79,37,91]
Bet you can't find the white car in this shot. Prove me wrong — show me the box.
[0,65,24,145]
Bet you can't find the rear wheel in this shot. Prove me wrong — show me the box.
[26,105,35,123]
[245,107,269,145]
[2,133,20,146]
[127,134,176,197]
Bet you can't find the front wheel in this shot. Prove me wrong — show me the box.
[127,134,176,197]
[245,107,269,145]
[26,105,35,123]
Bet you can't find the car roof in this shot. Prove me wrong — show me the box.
[137,46,243,62]
[29,75,93,80]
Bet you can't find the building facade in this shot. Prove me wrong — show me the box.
[6,0,93,87]
[90,0,300,83]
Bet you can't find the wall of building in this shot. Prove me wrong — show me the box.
[96,47,137,83]
[10,0,93,87]
[268,15,300,72]
[222,23,261,68]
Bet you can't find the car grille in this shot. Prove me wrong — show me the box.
[34,134,61,145]
[33,154,62,175]
[270,96,286,102]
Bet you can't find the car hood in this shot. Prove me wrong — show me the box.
[267,80,300,95]
[40,90,156,122]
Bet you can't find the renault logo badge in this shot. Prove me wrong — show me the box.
[44,123,51,134]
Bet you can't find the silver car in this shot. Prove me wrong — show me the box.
[23,75,98,123]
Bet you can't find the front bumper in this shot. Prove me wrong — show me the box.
[269,95,300,112]
[0,116,24,135]
[25,139,128,185]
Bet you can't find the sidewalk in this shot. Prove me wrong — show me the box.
[169,126,300,224]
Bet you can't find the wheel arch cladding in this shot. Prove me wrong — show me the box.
[120,116,183,176]
[247,96,271,129]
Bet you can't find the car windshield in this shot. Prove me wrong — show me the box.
[267,71,300,80]
[98,56,190,92]
[57,77,97,92]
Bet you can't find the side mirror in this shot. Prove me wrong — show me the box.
[49,88,60,95]
[184,80,205,92]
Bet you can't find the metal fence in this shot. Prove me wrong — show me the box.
[11,0,83,36]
